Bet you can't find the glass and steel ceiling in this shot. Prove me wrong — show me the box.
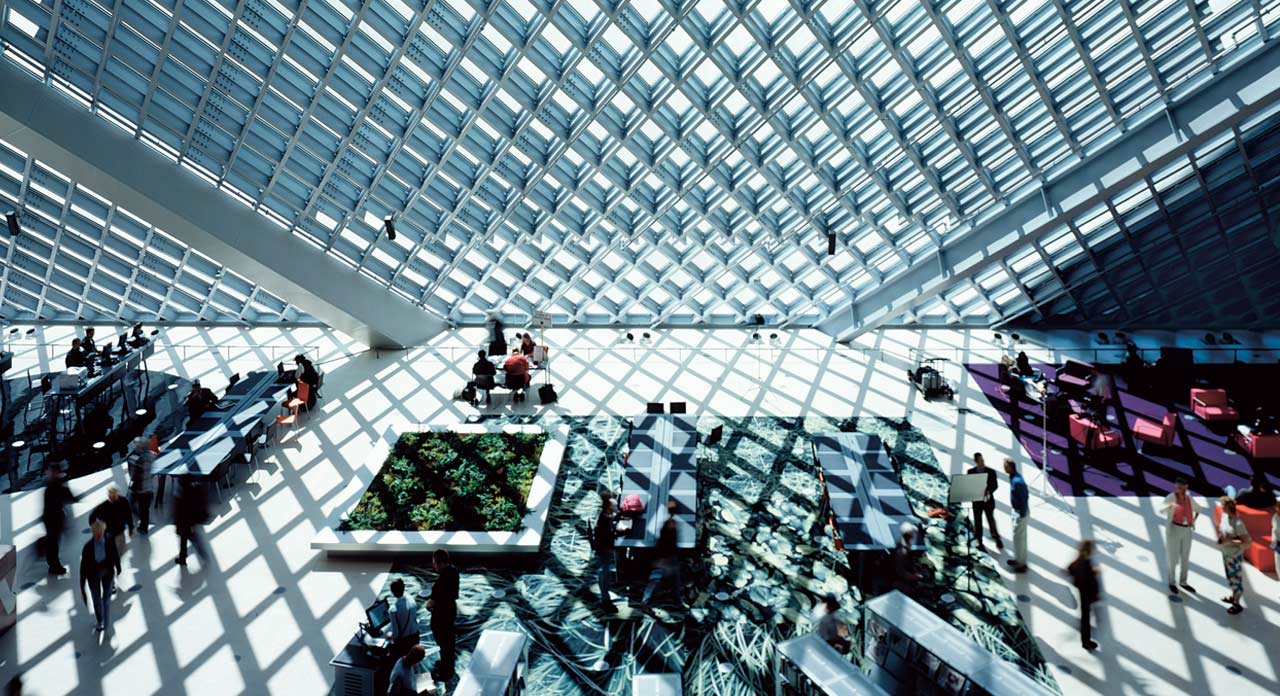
[1,0,1276,328]
[0,137,312,323]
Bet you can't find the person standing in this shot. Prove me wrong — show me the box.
[1004,458,1029,572]
[593,492,618,612]
[641,500,685,613]
[126,438,156,534]
[813,594,851,654]
[79,520,120,632]
[892,521,923,592]
[385,578,421,660]
[967,453,1003,552]
[427,549,459,681]
[1161,477,1200,595]
[1066,539,1101,651]
[1216,497,1251,615]
[41,462,75,575]
[173,479,210,567]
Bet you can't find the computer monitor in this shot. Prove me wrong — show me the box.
[364,599,390,635]
[118,334,128,351]
[227,373,240,389]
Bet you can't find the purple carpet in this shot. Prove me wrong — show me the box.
[966,363,1275,497]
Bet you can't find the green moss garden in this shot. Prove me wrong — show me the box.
[339,431,547,532]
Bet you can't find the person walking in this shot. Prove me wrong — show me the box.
[1216,497,1251,615]
[640,500,685,613]
[126,438,156,534]
[41,462,75,575]
[173,479,210,567]
[79,520,121,632]
[967,453,1003,552]
[385,578,421,660]
[1161,477,1200,595]
[1004,458,1029,573]
[1066,540,1101,651]
[89,486,133,561]
[813,594,851,654]
[427,549,459,682]
[892,521,924,593]
[592,492,618,612]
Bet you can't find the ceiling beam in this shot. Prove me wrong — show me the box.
[0,60,446,348]
[815,37,1280,343]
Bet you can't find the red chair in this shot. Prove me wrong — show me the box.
[275,381,310,433]
[1191,388,1238,422]
[1069,414,1122,449]
[1234,431,1280,459]
[1133,411,1177,447]
[1213,503,1275,574]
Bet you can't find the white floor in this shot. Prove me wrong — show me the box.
[0,325,1277,695]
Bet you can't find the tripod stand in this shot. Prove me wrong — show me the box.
[947,472,997,615]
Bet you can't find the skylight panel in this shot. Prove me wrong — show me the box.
[632,0,665,22]
[6,7,41,37]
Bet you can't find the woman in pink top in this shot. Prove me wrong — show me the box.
[1217,497,1252,615]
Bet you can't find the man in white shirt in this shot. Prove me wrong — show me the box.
[1161,477,1201,595]
[384,578,421,660]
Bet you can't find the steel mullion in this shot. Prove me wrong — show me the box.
[1247,0,1269,42]
[117,225,159,321]
[1101,198,1170,307]
[849,0,1001,202]
[386,0,613,292]
[156,246,194,321]
[218,0,313,190]
[350,0,535,271]
[40,0,66,69]
[173,0,249,164]
[517,3,911,317]
[1181,0,1219,71]
[1142,175,1213,297]
[916,0,1038,177]
[1115,0,1168,99]
[1031,239,1092,322]
[964,277,1008,325]
[72,201,117,318]
[1064,220,1132,319]
[31,175,77,318]
[86,0,129,107]
[0,158,34,310]
[1231,126,1274,235]
[309,0,462,256]
[135,1,197,146]
[1047,0,1121,126]
[997,259,1044,321]
[254,0,379,211]
[1185,150,1264,308]
[980,0,1083,155]
[437,0,708,311]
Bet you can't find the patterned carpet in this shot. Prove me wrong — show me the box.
[371,414,1057,694]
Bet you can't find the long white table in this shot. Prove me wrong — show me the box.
[618,414,697,549]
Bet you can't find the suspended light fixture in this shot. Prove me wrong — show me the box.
[383,216,397,241]
[5,211,19,236]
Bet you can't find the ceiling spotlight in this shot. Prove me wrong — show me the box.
[827,233,836,256]
[752,332,761,341]
[1096,332,1109,344]
[1203,332,1216,345]
[769,332,778,340]
[383,215,396,241]
[642,332,651,340]
[1010,332,1021,342]
[626,332,634,341]
[1221,332,1236,344]
[993,332,1002,343]
[5,211,19,236]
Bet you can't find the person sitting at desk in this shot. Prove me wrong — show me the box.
[520,333,536,356]
[1014,350,1038,379]
[503,349,531,402]
[387,644,426,696]
[81,327,96,355]
[184,380,219,419]
[468,350,497,407]
[64,339,86,369]
[294,355,320,409]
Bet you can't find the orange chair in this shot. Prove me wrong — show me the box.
[1191,388,1238,422]
[1133,411,1177,447]
[275,381,309,433]
[1213,503,1275,574]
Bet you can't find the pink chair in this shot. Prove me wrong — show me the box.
[1133,411,1177,447]
[1069,414,1122,449]
[1190,388,1238,422]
